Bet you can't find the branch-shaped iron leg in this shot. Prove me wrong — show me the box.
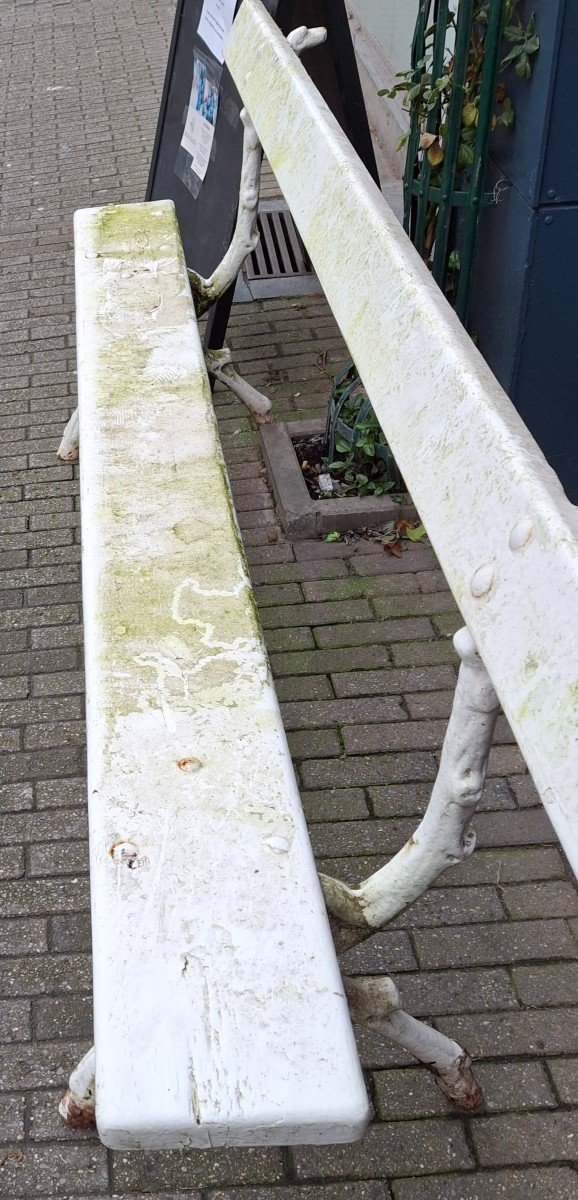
[188,25,327,317]
[59,1045,96,1129]
[205,347,272,424]
[57,408,79,462]
[345,976,483,1111]
[321,628,499,934]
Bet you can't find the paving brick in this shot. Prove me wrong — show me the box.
[309,816,426,857]
[547,1056,578,1104]
[282,697,405,730]
[287,728,342,758]
[301,753,437,791]
[502,879,578,919]
[301,789,370,822]
[261,599,374,629]
[404,690,454,720]
[0,876,93,921]
[35,778,86,809]
[291,1121,474,1180]
[33,994,93,1041]
[0,953,91,997]
[473,808,557,847]
[275,675,334,702]
[374,1059,554,1120]
[28,841,89,878]
[0,998,31,1043]
[272,646,394,677]
[392,1166,578,1199]
[112,1147,285,1192]
[509,775,541,807]
[414,919,576,969]
[0,1142,108,1196]
[391,641,459,667]
[48,912,92,955]
[264,626,315,653]
[0,847,25,881]
[0,782,33,812]
[349,548,437,575]
[435,1008,578,1057]
[339,930,418,975]
[343,720,447,755]
[0,810,87,845]
[472,1109,578,1166]
[446,846,567,886]
[313,619,433,649]
[206,1185,391,1200]
[513,961,578,1007]
[394,966,517,1017]
[0,918,48,956]
[332,666,456,698]
[0,1092,26,1142]
[390,885,505,929]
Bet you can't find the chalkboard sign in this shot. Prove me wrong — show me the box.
[147,0,378,343]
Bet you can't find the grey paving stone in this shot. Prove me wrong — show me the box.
[392,1166,578,1199]
[0,1092,26,1142]
[513,961,578,1007]
[339,930,418,975]
[301,789,370,821]
[547,1056,578,1104]
[392,966,518,1016]
[435,1008,578,1057]
[0,1142,108,1196]
[291,1120,474,1179]
[471,1109,578,1166]
[0,917,48,955]
[208,1186,391,1200]
[0,999,31,1043]
[502,880,578,919]
[374,1059,555,1120]
[33,994,93,1041]
[414,919,576,969]
[112,1147,285,1192]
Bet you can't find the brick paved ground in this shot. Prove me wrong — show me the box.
[1,0,577,1197]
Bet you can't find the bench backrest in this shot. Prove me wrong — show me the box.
[226,0,578,876]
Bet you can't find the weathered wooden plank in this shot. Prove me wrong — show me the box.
[226,1,578,877]
[75,199,369,1149]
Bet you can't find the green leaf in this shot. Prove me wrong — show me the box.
[458,142,474,168]
[515,52,531,79]
[503,25,525,43]
[501,42,525,66]
[405,523,427,541]
[524,34,540,55]
[325,531,341,543]
[335,438,350,453]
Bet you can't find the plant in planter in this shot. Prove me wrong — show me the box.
[323,364,401,498]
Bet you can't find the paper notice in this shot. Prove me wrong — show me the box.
[197,0,236,64]
[179,55,219,183]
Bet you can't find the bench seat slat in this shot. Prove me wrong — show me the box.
[226,1,578,877]
[75,200,369,1150]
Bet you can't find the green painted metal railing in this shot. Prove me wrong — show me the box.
[403,0,504,324]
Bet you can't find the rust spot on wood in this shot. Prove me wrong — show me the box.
[177,756,203,772]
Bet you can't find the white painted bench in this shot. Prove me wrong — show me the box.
[58,0,578,1152]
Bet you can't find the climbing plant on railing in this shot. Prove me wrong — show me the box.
[380,0,539,322]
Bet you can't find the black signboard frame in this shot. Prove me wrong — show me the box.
[147,0,379,349]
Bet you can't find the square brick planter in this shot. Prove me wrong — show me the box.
[260,419,416,538]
